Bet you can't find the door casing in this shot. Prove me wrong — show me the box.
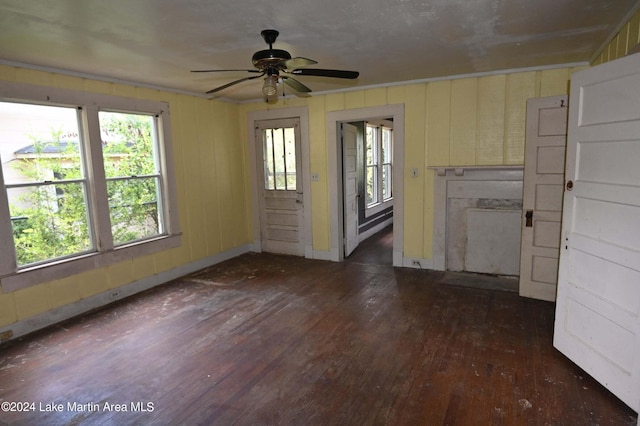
[247,107,312,257]
[327,104,405,265]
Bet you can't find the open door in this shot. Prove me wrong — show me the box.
[342,123,359,256]
[554,53,640,414]
[519,95,568,301]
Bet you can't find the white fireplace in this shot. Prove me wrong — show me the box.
[430,166,524,276]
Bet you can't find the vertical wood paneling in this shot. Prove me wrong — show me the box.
[450,78,477,165]
[106,261,135,290]
[387,86,405,105]
[631,11,640,46]
[504,72,536,164]
[13,285,52,320]
[307,96,330,251]
[344,91,365,110]
[46,278,81,309]
[324,93,345,111]
[153,249,176,275]
[76,269,110,299]
[364,88,387,107]
[476,75,506,164]
[403,84,426,259]
[0,294,17,326]
[426,80,451,166]
[539,68,570,96]
[133,254,157,281]
[620,25,630,56]
[181,100,208,260]
[225,104,248,248]
[591,7,640,65]
[205,101,224,253]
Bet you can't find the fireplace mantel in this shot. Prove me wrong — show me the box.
[428,165,523,176]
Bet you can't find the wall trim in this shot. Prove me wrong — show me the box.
[0,244,251,343]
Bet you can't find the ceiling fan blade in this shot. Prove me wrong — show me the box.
[282,77,312,93]
[282,57,317,70]
[290,68,359,79]
[192,69,261,73]
[206,73,265,94]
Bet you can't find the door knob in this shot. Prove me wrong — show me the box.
[525,210,533,227]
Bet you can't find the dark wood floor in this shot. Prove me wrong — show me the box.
[0,227,637,425]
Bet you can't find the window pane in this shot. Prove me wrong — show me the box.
[107,177,161,245]
[382,127,392,164]
[0,102,94,267]
[273,128,286,190]
[263,127,296,191]
[8,183,92,266]
[99,111,157,179]
[0,102,83,185]
[283,128,296,190]
[264,130,275,190]
[365,125,377,166]
[366,165,378,206]
[382,164,392,200]
[99,112,164,245]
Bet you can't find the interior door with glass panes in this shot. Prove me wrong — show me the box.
[256,118,303,256]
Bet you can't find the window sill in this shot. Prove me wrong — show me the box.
[0,233,182,293]
[365,198,393,218]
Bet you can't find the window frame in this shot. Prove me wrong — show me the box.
[364,120,393,217]
[0,81,181,292]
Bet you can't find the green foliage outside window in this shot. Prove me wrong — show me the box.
[9,114,161,266]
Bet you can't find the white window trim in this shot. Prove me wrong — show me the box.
[0,81,181,292]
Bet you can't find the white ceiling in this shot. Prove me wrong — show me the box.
[0,0,638,102]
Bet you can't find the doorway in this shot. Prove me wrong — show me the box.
[255,118,304,256]
[327,104,404,265]
[247,107,312,257]
[342,119,394,262]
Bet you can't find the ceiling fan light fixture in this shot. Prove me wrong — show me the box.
[262,75,278,96]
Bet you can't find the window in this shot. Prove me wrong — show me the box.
[263,126,297,191]
[0,82,180,291]
[365,121,393,209]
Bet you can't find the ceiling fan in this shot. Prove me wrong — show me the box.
[192,29,359,97]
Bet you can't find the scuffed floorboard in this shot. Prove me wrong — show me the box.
[0,250,636,425]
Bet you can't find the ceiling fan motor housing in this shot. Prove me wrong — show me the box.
[252,49,291,71]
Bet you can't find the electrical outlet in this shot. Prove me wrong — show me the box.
[110,290,121,300]
[412,260,421,267]
[0,330,14,342]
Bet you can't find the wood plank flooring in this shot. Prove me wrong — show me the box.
[0,230,637,425]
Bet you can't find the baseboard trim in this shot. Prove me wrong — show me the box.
[0,244,251,343]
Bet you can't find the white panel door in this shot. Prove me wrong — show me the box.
[554,53,640,414]
[342,123,359,256]
[256,118,304,256]
[519,95,568,301]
